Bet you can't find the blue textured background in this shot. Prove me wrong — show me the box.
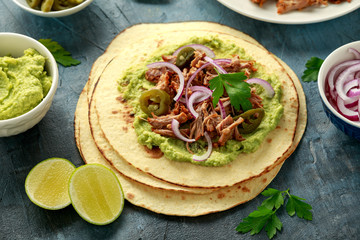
[1,1,359,239]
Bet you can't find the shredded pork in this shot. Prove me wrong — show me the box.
[144,50,263,147]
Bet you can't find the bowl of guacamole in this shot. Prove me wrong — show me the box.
[0,32,59,137]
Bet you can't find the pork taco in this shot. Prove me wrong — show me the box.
[74,22,306,216]
[87,22,300,189]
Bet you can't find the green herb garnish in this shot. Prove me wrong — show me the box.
[39,39,81,67]
[301,57,324,82]
[236,188,313,239]
[209,71,251,111]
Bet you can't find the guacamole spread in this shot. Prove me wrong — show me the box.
[118,36,283,166]
[0,48,52,120]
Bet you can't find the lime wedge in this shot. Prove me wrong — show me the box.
[25,158,76,210]
[68,164,124,225]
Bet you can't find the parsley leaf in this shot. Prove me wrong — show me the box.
[261,188,284,210]
[236,206,275,235]
[265,214,283,239]
[38,39,81,67]
[236,188,312,239]
[286,194,313,220]
[209,72,251,111]
[301,57,323,82]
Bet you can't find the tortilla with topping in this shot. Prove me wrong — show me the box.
[74,22,307,216]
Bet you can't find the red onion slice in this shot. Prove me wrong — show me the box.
[190,86,213,95]
[173,44,215,58]
[348,104,359,111]
[178,86,212,104]
[147,62,185,102]
[188,91,207,118]
[348,88,360,98]
[218,100,226,119]
[171,119,195,143]
[204,56,227,74]
[349,48,360,59]
[246,78,275,98]
[213,58,232,64]
[355,71,360,79]
[336,96,360,121]
[327,60,360,91]
[193,132,212,162]
[335,63,360,104]
[330,88,338,101]
[345,98,359,108]
[344,79,359,93]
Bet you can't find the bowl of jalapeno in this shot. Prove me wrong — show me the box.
[12,0,94,17]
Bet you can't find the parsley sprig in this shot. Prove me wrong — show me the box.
[39,39,81,67]
[209,71,252,111]
[236,188,313,239]
[301,57,324,82]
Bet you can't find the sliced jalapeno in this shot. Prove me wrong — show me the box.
[175,47,195,69]
[139,89,171,116]
[237,108,265,134]
[41,0,54,12]
[26,0,41,8]
[53,0,73,10]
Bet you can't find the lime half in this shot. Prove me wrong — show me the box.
[25,158,76,210]
[69,164,124,225]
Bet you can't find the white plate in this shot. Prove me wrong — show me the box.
[217,0,360,24]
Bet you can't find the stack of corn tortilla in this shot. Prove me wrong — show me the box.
[74,22,306,216]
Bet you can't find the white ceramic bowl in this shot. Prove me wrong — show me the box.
[11,0,93,18]
[0,33,59,137]
[318,41,360,140]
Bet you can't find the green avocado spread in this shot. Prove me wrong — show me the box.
[0,48,52,120]
[118,36,283,166]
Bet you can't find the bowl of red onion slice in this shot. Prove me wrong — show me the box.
[318,41,360,140]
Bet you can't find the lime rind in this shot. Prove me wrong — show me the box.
[25,158,76,210]
[68,163,124,225]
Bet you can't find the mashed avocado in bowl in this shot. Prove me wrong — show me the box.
[0,32,58,137]
[0,48,52,120]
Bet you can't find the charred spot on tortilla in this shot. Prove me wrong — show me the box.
[127,193,135,200]
[242,187,250,193]
[217,193,226,199]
